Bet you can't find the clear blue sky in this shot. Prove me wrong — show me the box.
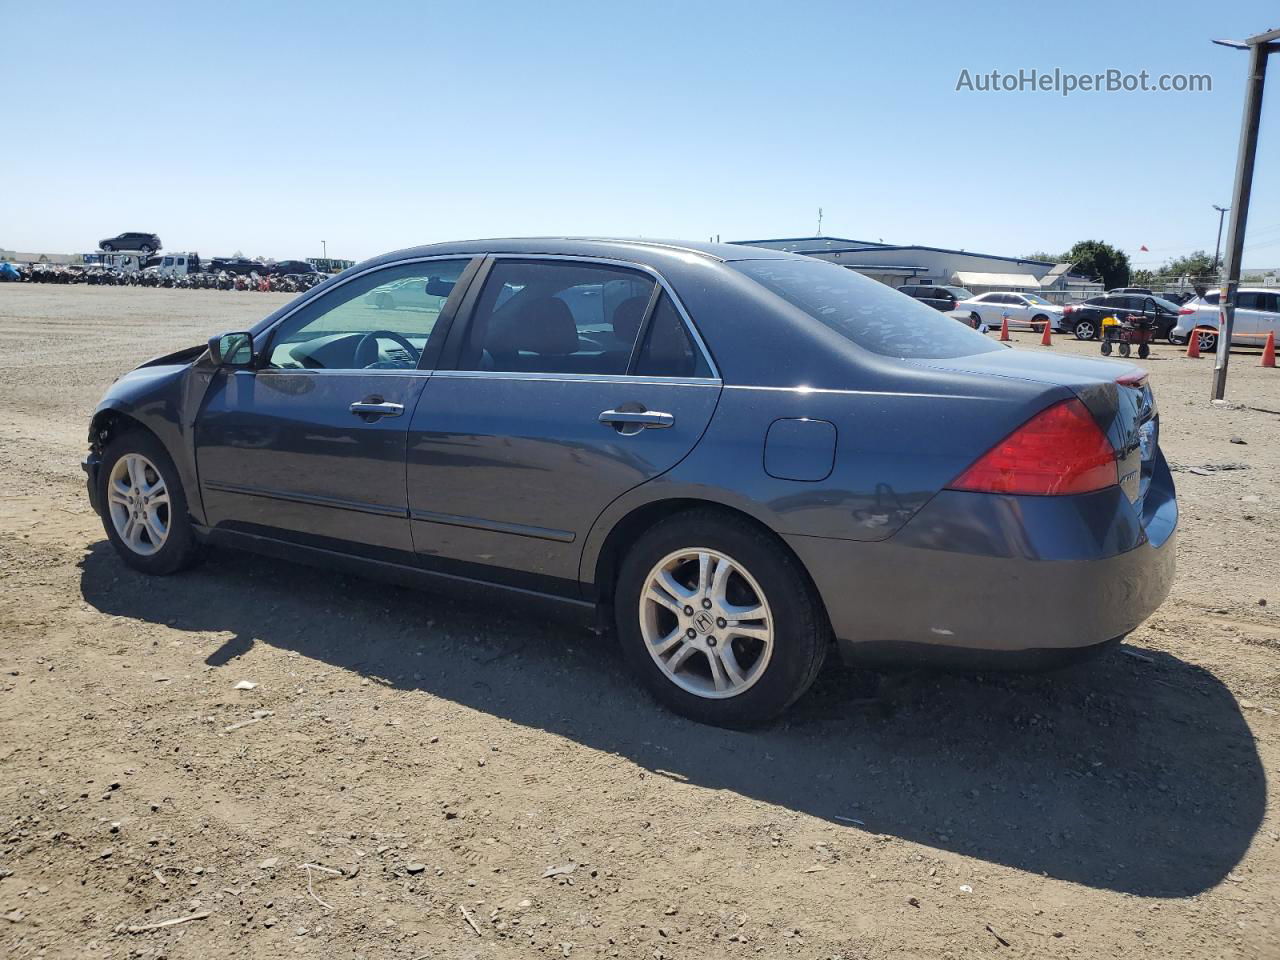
[2,1,1278,269]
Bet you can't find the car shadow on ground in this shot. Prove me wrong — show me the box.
[79,540,1264,899]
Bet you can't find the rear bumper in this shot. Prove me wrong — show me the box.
[786,454,1177,662]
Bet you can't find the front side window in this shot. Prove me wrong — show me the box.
[266,259,469,370]
[457,260,655,375]
[731,259,999,360]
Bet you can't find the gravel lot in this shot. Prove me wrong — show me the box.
[1,283,1278,959]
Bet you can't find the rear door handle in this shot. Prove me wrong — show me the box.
[598,409,674,429]
[350,399,404,418]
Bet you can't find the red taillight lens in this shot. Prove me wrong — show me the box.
[1063,305,1074,315]
[1178,307,1194,315]
[947,398,1117,496]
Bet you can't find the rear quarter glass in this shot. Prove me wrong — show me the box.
[731,259,1001,360]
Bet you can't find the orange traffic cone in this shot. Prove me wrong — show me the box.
[998,315,1010,341]
[1185,331,1201,359]
[1039,318,1053,346]
[1263,330,1276,368]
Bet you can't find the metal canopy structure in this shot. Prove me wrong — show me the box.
[1211,26,1280,400]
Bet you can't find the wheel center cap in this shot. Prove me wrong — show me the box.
[693,611,715,635]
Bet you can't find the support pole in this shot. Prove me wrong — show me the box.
[1213,37,1273,400]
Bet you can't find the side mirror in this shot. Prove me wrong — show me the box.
[208,331,255,367]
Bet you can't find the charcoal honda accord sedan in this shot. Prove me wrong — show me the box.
[83,238,1177,726]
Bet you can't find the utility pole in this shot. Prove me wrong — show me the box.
[1211,205,1229,273]
[1211,27,1278,401]
[321,240,327,262]
[816,208,823,235]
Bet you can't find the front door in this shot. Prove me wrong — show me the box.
[406,258,721,593]
[196,257,475,555]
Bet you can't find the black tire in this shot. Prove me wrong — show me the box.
[97,428,202,575]
[614,509,830,727]
[1032,314,1049,330]
[1073,318,1098,341]
[1119,342,1131,357]
[101,243,114,252]
[1101,341,1113,355]
[970,312,982,328]
[1138,343,1150,359]
[1195,330,1218,354]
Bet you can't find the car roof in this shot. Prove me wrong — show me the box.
[362,237,808,268]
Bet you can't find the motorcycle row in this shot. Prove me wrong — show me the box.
[7,265,329,293]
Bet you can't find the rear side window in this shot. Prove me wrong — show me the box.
[732,259,999,359]
[633,294,712,378]
[458,260,655,375]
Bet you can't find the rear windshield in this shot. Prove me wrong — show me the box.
[731,259,1000,359]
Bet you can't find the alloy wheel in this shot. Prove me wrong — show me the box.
[1074,320,1096,341]
[639,548,774,699]
[106,453,170,556]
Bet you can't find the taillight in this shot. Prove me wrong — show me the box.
[1063,305,1074,315]
[947,398,1117,496]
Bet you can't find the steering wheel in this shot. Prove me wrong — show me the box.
[354,330,421,368]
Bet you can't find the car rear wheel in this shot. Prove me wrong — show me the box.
[101,243,114,252]
[614,510,830,727]
[970,312,982,327]
[1073,318,1097,341]
[1195,330,1218,354]
[98,430,201,575]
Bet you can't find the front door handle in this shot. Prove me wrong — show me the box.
[599,409,674,429]
[350,399,404,418]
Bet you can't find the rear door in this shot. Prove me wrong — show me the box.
[405,257,721,594]
[1232,291,1267,342]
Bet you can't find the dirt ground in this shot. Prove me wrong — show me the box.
[1,283,1278,960]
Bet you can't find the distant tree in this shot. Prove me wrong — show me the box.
[1159,250,1215,280]
[1021,250,1062,262]
[1131,269,1156,286]
[1064,240,1131,289]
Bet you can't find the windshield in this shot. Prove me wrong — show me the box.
[1022,293,1052,305]
[731,259,1001,359]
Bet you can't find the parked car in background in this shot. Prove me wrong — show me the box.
[1063,294,1184,342]
[1169,288,1280,353]
[99,232,162,254]
[1107,287,1155,296]
[208,257,268,276]
[897,285,986,329]
[81,238,1176,727]
[896,284,974,312]
[958,291,1068,331]
[267,259,318,276]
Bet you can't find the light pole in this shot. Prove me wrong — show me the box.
[321,240,327,262]
[1210,27,1278,401]
[1211,205,1229,273]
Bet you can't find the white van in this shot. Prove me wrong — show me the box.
[157,253,202,277]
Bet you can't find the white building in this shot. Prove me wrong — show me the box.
[730,236,1102,303]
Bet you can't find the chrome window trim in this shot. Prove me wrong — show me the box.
[480,253,721,381]
[429,369,720,387]
[251,250,722,383]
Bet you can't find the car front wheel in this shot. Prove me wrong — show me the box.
[614,510,830,727]
[1195,330,1218,354]
[1073,318,1097,340]
[98,429,201,575]
[101,243,114,252]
